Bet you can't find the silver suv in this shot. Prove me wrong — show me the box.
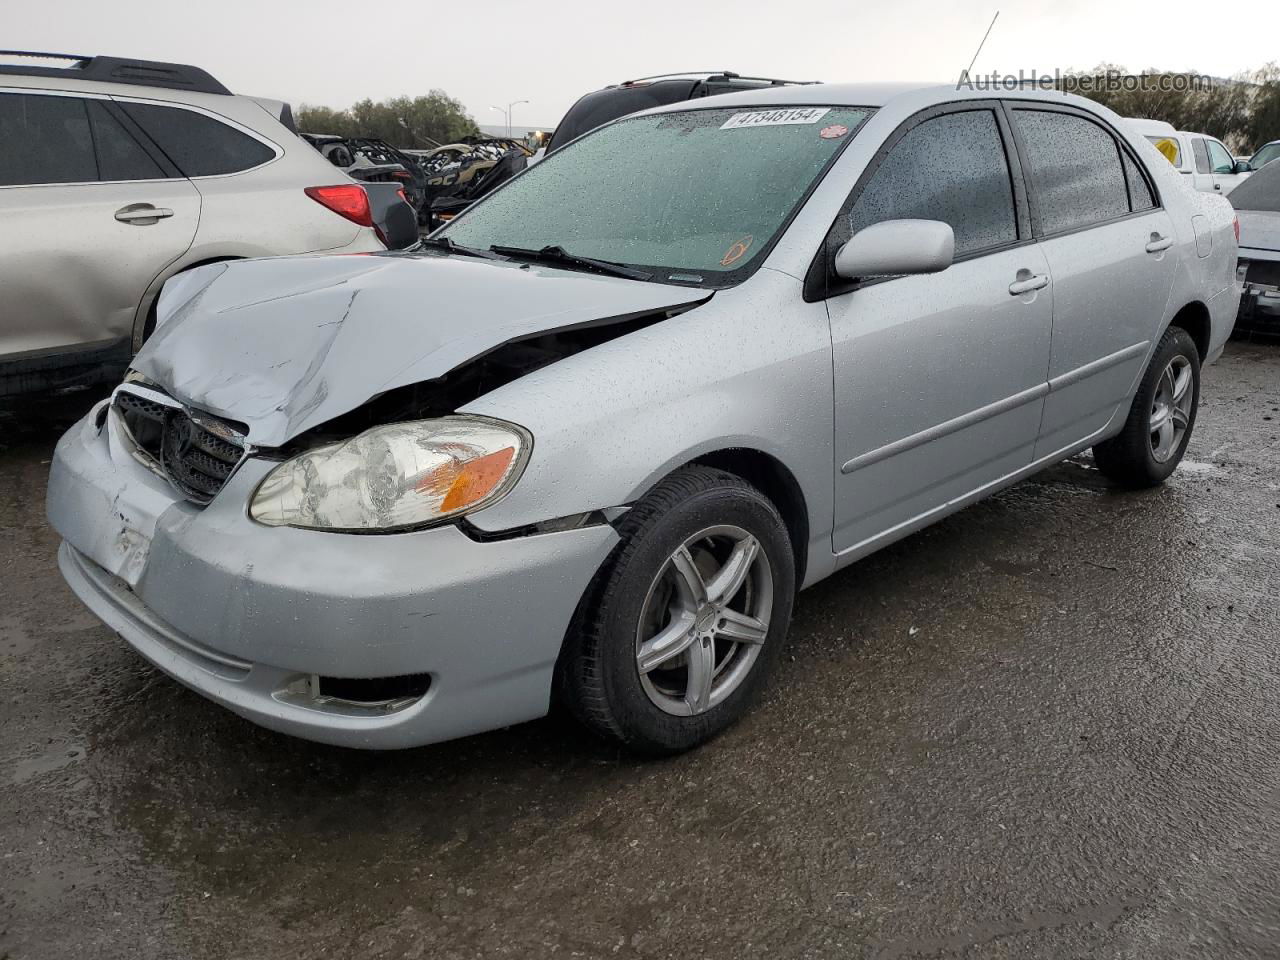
[0,52,386,398]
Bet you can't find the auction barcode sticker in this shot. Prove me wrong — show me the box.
[720,108,831,129]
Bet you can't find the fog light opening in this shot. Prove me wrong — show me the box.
[313,672,432,707]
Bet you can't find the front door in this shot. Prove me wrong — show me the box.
[824,105,1053,555]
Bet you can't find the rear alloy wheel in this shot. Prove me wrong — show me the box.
[559,467,795,754]
[1148,355,1195,464]
[1093,326,1201,488]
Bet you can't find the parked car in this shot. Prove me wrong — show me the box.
[545,70,816,153]
[1229,157,1280,335]
[1127,117,1251,194]
[1250,140,1280,170]
[301,133,429,223]
[0,51,387,398]
[49,82,1239,755]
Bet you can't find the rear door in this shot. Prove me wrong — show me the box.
[1005,103,1177,457]
[824,103,1054,554]
[0,90,199,363]
[115,98,362,256]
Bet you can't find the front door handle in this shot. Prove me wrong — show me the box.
[1008,272,1049,296]
[115,204,174,224]
[1213,182,1222,190]
[1146,233,1174,254]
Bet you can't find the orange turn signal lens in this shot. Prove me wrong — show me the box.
[440,446,517,512]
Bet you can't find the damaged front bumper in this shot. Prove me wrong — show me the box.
[47,402,619,749]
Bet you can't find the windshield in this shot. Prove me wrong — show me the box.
[1252,143,1280,169]
[1230,156,1280,213]
[440,105,872,283]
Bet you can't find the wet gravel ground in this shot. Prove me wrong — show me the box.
[2,342,1279,960]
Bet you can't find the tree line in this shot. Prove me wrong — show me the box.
[296,66,1280,156]
[296,92,478,148]
[1066,64,1280,153]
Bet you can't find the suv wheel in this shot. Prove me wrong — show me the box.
[1092,326,1201,487]
[559,467,795,754]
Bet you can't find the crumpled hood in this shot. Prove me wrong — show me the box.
[1238,209,1280,257]
[134,253,708,447]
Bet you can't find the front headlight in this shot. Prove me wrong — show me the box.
[249,416,531,532]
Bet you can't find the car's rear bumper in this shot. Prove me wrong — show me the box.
[48,404,619,749]
[1235,289,1280,336]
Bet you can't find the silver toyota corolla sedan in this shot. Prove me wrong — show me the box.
[48,82,1240,754]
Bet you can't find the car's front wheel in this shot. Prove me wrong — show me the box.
[558,467,795,754]
[1092,326,1201,487]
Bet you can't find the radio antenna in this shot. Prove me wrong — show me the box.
[960,11,999,83]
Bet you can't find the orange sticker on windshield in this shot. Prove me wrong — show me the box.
[820,124,849,139]
[720,235,754,266]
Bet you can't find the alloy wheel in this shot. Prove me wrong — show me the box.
[635,525,774,717]
[1149,355,1193,463]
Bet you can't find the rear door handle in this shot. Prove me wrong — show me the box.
[1145,234,1174,253]
[115,204,174,224]
[1008,273,1049,296]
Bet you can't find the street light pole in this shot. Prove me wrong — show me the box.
[490,100,529,138]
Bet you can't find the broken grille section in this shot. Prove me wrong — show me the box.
[113,386,250,505]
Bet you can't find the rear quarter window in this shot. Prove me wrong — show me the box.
[1145,135,1181,168]
[120,102,276,176]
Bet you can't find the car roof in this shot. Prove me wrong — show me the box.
[637,81,1112,118]
[1126,117,1177,135]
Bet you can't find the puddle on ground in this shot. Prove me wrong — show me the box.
[9,744,87,786]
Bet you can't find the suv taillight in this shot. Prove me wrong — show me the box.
[1233,215,1240,243]
[305,185,373,227]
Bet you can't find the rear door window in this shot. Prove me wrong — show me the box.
[0,92,96,185]
[1012,109,1130,235]
[119,102,275,176]
[1122,150,1156,211]
[840,108,1018,258]
[86,100,166,181]
[1192,138,1211,174]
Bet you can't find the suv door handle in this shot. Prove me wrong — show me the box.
[1008,272,1049,296]
[114,204,174,224]
[1145,234,1174,253]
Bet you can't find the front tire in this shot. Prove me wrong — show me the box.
[1092,327,1200,488]
[558,467,796,755]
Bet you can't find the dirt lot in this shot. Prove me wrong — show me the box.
[2,342,1279,960]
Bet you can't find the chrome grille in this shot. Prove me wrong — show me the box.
[114,385,250,505]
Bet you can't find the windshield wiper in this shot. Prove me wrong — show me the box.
[488,244,653,281]
[420,236,507,261]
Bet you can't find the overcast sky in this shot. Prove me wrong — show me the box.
[9,0,1278,128]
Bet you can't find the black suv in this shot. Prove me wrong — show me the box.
[545,71,816,153]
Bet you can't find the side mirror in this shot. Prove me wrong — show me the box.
[1234,160,1253,174]
[833,219,955,281]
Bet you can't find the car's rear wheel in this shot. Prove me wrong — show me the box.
[558,467,795,754]
[1092,326,1200,487]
